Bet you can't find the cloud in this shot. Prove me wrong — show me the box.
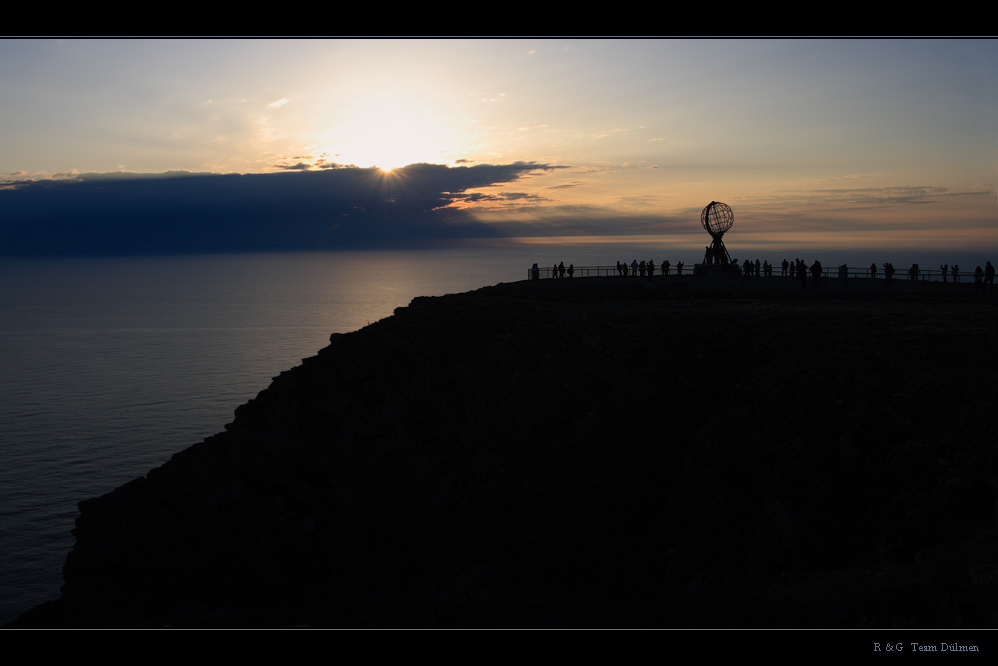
[267,97,290,108]
[467,204,696,239]
[451,190,552,207]
[611,195,666,208]
[273,162,312,171]
[0,168,80,186]
[458,192,504,203]
[0,162,566,256]
[752,185,993,208]
[270,152,358,171]
[273,160,357,171]
[497,192,548,202]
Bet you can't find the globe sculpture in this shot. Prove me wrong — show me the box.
[700,201,734,265]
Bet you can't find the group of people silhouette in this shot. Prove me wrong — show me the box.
[977,261,995,292]
[742,259,773,277]
[873,262,995,291]
[548,262,575,279]
[781,258,824,289]
[531,258,995,291]
[613,260,684,277]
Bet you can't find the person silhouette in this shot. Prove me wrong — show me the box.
[870,263,877,279]
[985,262,995,292]
[941,264,949,283]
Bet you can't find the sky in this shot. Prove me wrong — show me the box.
[1,39,996,256]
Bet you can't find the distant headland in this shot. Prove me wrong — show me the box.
[9,276,998,628]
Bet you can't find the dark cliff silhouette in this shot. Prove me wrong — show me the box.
[10,278,998,627]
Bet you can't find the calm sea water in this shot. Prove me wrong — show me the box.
[1,244,993,623]
[0,249,525,622]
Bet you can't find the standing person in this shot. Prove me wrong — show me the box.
[782,259,789,277]
[568,264,575,278]
[631,260,638,277]
[639,260,646,277]
[743,259,752,278]
[531,263,539,281]
[985,261,995,292]
[662,259,670,277]
[558,262,566,279]
[974,266,984,292]
[648,260,655,278]
[885,262,895,285]
[909,264,920,281]
[676,261,684,276]
[952,264,960,284]
[553,263,558,279]
[789,260,797,280]
[755,259,761,277]
[941,264,949,283]
[811,260,822,290]
[870,263,877,279]
[799,260,807,289]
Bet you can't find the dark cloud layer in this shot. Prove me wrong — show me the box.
[0,162,563,255]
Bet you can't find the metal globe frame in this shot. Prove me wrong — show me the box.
[700,201,734,265]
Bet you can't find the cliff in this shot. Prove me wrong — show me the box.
[11,278,998,627]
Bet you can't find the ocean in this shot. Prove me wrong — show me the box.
[0,246,632,622]
[1,244,994,623]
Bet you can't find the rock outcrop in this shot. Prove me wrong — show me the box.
[11,279,998,627]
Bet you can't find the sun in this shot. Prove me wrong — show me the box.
[324,100,452,171]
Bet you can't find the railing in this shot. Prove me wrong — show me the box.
[529,265,694,279]
[527,264,985,286]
